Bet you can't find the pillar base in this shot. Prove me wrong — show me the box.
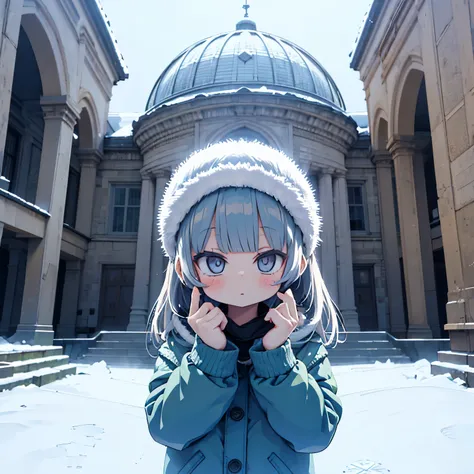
[407,325,433,339]
[341,309,360,331]
[127,308,148,331]
[9,324,55,346]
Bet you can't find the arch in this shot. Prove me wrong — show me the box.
[20,4,68,96]
[78,91,101,149]
[372,108,389,151]
[205,121,282,150]
[390,55,424,136]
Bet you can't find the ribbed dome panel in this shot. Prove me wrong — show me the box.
[146,26,345,111]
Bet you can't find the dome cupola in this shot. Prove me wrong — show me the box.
[146,21,345,111]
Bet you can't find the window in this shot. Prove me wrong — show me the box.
[348,184,366,232]
[110,185,141,233]
[223,127,269,145]
[2,128,21,188]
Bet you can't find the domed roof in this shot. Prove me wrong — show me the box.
[146,20,345,111]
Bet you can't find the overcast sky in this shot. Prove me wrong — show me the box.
[100,0,371,114]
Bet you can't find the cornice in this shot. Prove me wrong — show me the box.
[134,94,358,156]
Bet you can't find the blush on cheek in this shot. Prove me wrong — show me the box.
[259,274,276,288]
[201,276,224,295]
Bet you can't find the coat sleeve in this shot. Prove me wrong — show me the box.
[145,334,239,450]
[248,337,342,454]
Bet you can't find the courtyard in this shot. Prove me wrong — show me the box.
[0,359,472,474]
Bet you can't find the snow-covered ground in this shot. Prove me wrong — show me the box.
[0,359,473,474]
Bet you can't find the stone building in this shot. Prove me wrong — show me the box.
[351,0,473,382]
[0,0,127,344]
[0,0,460,374]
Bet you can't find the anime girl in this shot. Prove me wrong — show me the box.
[145,140,344,474]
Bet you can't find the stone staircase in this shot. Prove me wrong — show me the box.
[0,346,76,392]
[79,332,155,368]
[77,331,412,368]
[327,332,412,365]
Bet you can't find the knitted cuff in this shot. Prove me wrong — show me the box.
[249,338,297,378]
[189,336,239,378]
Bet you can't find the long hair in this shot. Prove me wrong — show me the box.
[148,186,345,349]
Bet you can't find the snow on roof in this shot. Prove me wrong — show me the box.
[91,1,129,81]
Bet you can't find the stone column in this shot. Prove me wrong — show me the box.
[128,173,155,331]
[318,168,338,303]
[333,170,360,330]
[372,151,406,336]
[388,137,432,338]
[75,150,101,236]
[149,171,170,311]
[11,96,79,345]
[413,148,440,337]
[0,222,3,244]
[0,0,22,175]
[56,260,82,338]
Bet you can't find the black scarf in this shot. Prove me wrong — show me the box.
[222,303,274,362]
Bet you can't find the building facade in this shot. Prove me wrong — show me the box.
[0,0,127,344]
[0,1,455,365]
[351,0,473,382]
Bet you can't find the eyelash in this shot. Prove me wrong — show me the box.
[253,250,287,263]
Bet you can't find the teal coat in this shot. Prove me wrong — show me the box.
[145,329,342,474]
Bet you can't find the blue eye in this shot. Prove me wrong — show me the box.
[196,255,226,275]
[207,256,225,274]
[257,253,284,274]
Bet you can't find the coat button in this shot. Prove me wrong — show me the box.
[228,459,242,473]
[229,407,244,421]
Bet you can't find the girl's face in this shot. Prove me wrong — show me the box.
[192,224,287,307]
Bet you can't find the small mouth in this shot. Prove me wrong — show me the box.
[240,293,244,296]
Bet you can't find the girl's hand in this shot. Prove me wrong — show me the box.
[262,289,299,351]
[187,287,228,350]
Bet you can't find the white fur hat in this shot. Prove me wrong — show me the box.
[158,140,320,259]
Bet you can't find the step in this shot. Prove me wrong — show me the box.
[327,348,404,358]
[437,351,470,366]
[88,347,151,356]
[0,364,77,392]
[431,361,474,386]
[99,331,148,342]
[339,332,389,342]
[0,346,63,363]
[329,340,392,350]
[329,355,412,365]
[0,355,70,379]
[80,354,155,367]
[96,340,155,350]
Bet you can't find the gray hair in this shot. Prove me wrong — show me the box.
[149,186,344,348]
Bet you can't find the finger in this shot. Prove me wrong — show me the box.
[193,302,214,319]
[275,302,291,321]
[264,308,282,323]
[199,306,224,323]
[189,287,200,316]
[203,309,227,330]
[277,289,298,321]
[265,308,295,329]
[220,317,228,331]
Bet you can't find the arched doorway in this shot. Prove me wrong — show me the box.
[391,66,448,338]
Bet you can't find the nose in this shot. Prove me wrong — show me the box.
[238,270,244,276]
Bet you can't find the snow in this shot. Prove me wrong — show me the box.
[0,336,56,353]
[0,189,51,216]
[0,360,473,474]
